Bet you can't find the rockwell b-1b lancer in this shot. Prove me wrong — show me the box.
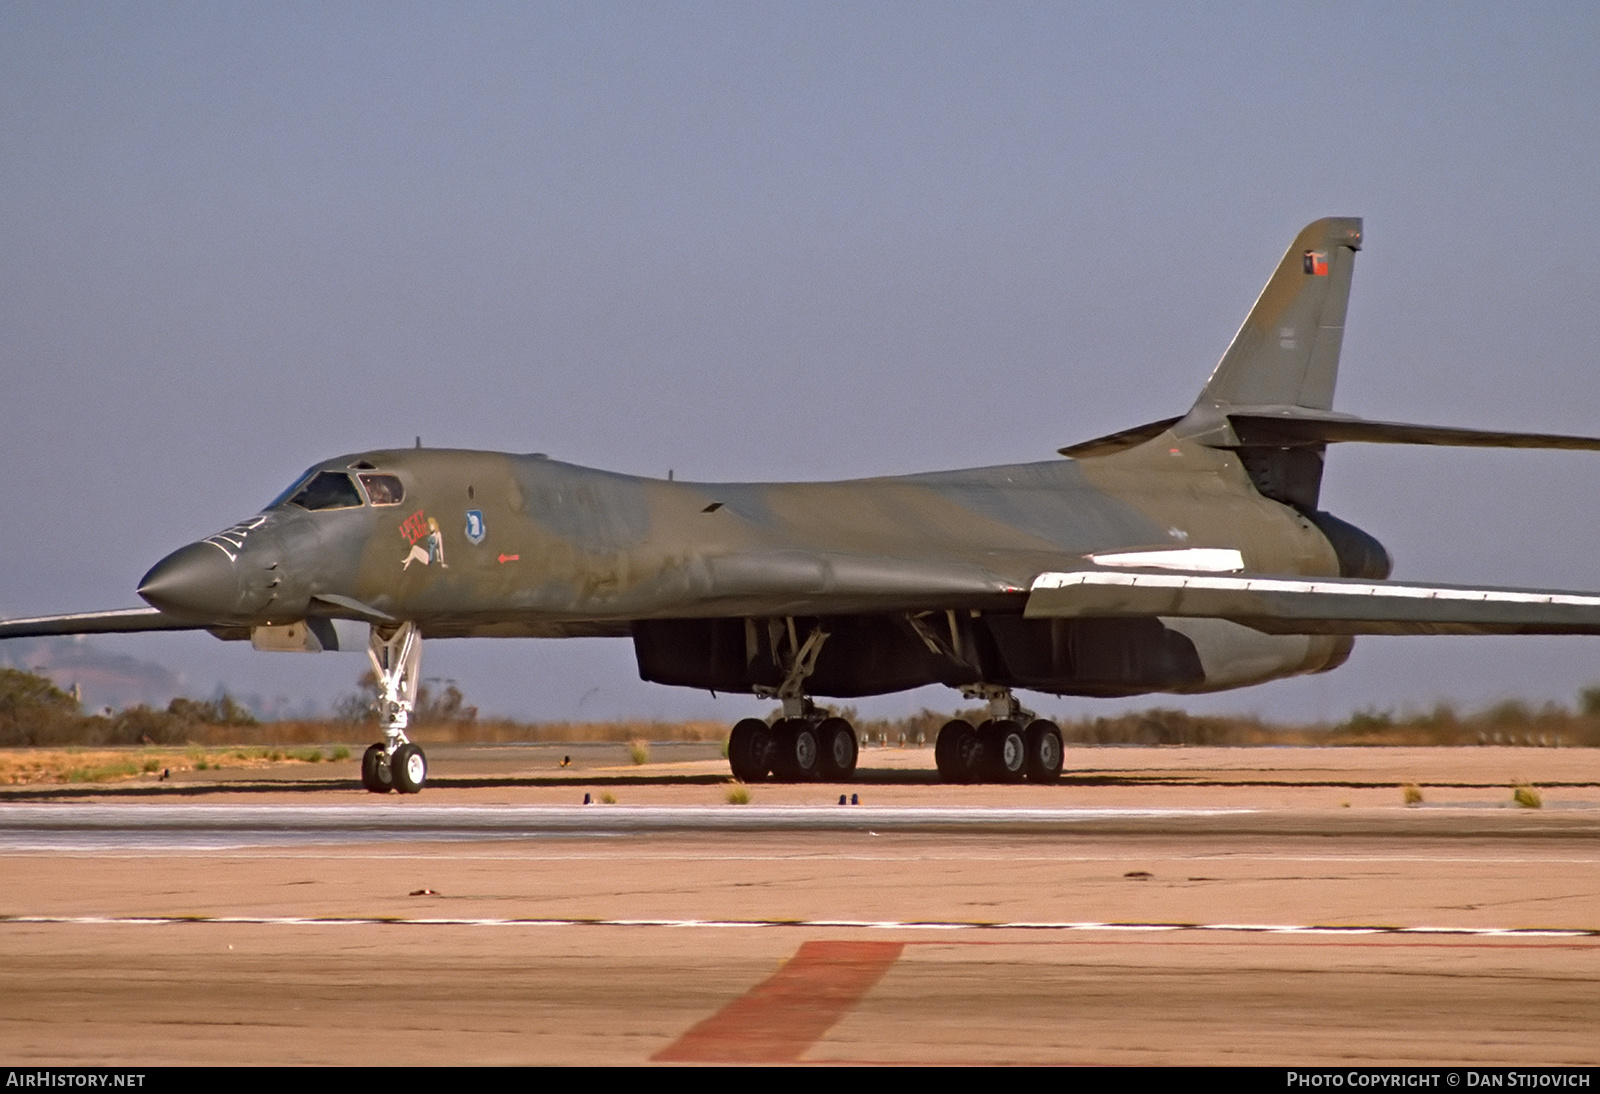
[7,217,1600,793]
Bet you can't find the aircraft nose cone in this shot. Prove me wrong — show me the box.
[138,542,240,620]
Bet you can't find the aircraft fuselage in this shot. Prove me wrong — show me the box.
[138,437,1354,700]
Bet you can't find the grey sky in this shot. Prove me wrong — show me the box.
[4,3,1599,723]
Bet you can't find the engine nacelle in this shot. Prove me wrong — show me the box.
[1306,509,1392,580]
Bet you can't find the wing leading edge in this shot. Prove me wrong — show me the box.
[1025,570,1600,636]
[0,607,206,640]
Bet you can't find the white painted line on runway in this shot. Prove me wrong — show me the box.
[0,802,1260,849]
[0,804,1256,827]
[7,849,1600,865]
[2,912,1595,938]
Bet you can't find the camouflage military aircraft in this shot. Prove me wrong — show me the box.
[7,217,1600,793]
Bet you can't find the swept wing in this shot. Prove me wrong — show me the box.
[1027,570,1600,636]
[0,607,205,639]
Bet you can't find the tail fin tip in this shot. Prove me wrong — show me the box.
[1196,216,1364,413]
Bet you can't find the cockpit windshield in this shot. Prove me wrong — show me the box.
[266,465,406,511]
[284,471,365,511]
[267,468,319,510]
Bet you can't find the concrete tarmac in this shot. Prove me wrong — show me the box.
[2,744,1598,1065]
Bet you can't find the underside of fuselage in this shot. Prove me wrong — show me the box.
[631,611,1351,700]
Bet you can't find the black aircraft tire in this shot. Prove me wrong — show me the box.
[727,718,773,783]
[1024,720,1064,783]
[983,719,1028,783]
[934,720,962,781]
[392,743,427,794]
[768,720,794,781]
[769,720,820,782]
[361,743,393,794]
[781,721,822,782]
[935,720,980,784]
[815,717,858,782]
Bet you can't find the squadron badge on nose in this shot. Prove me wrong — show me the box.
[465,509,486,545]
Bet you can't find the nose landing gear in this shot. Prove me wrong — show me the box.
[358,621,429,794]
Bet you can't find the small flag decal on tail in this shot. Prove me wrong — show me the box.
[1303,250,1329,276]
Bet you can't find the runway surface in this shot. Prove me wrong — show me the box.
[3,745,1598,1065]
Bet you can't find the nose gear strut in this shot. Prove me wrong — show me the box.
[359,621,429,793]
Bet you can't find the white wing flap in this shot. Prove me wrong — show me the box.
[1025,570,1600,636]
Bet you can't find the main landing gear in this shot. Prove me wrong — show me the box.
[717,618,1063,787]
[728,707,860,783]
[934,686,1063,785]
[725,697,1062,786]
[359,621,429,794]
[727,619,860,783]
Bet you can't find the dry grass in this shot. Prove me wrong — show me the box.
[0,745,356,786]
[725,783,751,805]
[177,717,733,746]
[1512,783,1544,809]
[1402,783,1423,806]
[12,681,1600,759]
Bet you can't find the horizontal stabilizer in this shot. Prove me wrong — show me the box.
[1059,409,1600,460]
[1025,570,1600,636]
[1056,409,1600,460]
[0,607,206,640]
[1225,409,1600,451]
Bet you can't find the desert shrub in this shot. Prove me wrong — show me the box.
[0,668,88,746]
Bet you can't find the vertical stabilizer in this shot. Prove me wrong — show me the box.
[1196,217,1362,412]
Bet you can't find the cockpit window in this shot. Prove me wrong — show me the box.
[359,473,405,506]
[286,471,365,511]
[266,467,317,510]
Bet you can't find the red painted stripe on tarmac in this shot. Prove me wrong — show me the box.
[653,940,904,1062]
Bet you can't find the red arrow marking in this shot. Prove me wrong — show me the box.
[498,554,520,563]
